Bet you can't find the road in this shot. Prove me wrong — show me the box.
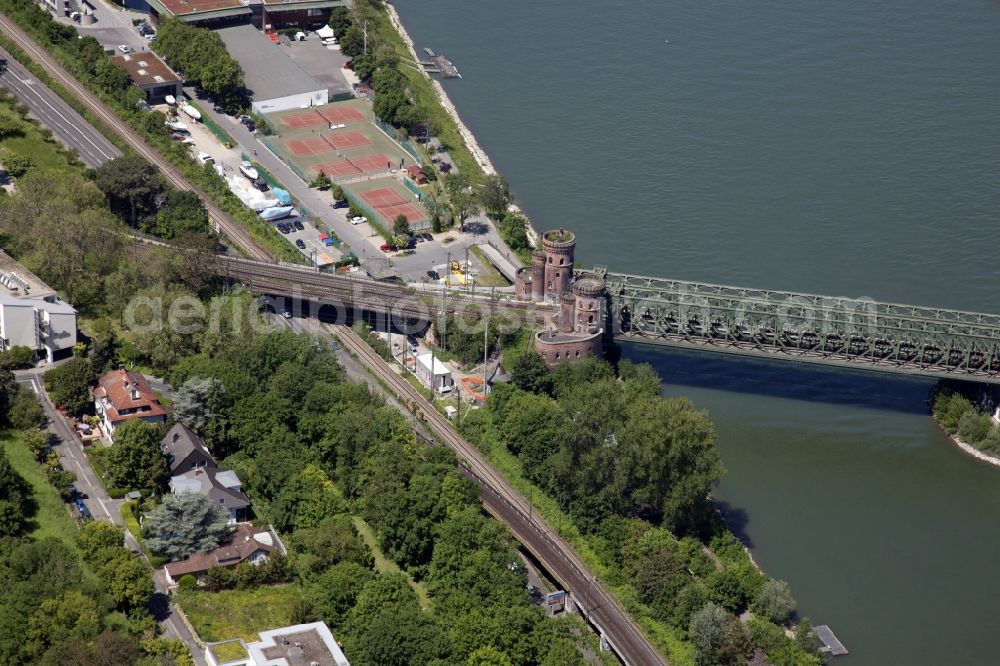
[0,13,272,261]
[1,15,661,663]
[0,45,120,167]
[15,370,207,666]
[330,324,667,666]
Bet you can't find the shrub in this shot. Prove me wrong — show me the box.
[753,579,796,624]
[957,410,992,446]
[178,574,197,590]
[933,393,975,434]
[203,566,235,591]
[3,153,35,178]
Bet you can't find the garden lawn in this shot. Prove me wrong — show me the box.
[177,585,303,643]
[0,429,80,552]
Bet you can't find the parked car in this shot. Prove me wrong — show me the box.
[70,11,81,22]
[379,243,395,252]
[197,152,214,165]
[252,178,269,192]
[295,239,306,249]
[420,232,433,241]
[332,200,349,209]
[74,499,92,520]
[293,220,304,231]
[239,115,256,131]
[117,44,131,54]
[415,234,426,243]
[278,223,291,234]
[427,269,439,280]
[351,216,367,225]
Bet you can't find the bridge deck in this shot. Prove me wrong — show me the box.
[600,269,1000,383]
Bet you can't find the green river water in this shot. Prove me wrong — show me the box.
[392,1,1000,662]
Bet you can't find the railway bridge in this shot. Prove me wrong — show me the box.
[599,269,1000,384]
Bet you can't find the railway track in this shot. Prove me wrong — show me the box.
[333,323,667,666]
[0,14,273,262]
[2,19,663,662]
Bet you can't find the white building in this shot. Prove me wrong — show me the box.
[415,352,454,393]
[216,25,329,114]
[205,621,350,666]
[0,293,76,362]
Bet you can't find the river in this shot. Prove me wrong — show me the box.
[391,0,1000,663]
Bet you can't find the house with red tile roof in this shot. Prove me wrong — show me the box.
[164,523,278,584]
[92,369,167,441]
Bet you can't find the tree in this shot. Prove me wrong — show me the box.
[306,562,375,627]
[392,214,411,236]
[22,428,50,461]
[753,579,796,624]
[143,491,232,560]
[95,551,154,611]
[330,184,346,202]
[292,515,373,576]
[0,345,34,369]
[480,173,512,219]
[498,212,530,251]
[339,25,365,58]
[172,377,222,432]
[510,351,553,395]
[9,388,45,431]
[105,419,166,491]
[0,446,31,537]
[155,190,208,238]
[91,155,165,229]
[467,645,513,666]
[795,618,823,654]
[43,356,95,416]
[311,170,331,190]
[77,520,125,557]
[689,602,751,666]
[3,153,35,178]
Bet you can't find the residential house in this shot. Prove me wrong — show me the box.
[110,53,182,104]
[162,423,214,476]
[92,369,166,440]
[163,423,251,524]
[164,523,277,584]
[205,621,351,666]
[171,469,251,525]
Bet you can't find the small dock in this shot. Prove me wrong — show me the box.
[421,48,461,79]
[813,625,848,657]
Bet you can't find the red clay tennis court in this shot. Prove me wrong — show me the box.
[286,136,336,157]
[360,187,426,223]
[278,109,327,130]
[324,131,372,150]
[318,107,366,125]
[312,161,362,178]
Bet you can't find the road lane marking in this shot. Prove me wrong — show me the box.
[1,61,117,162]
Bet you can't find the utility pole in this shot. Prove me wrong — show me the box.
[363,19,368,56]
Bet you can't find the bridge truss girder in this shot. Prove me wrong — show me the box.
[600,271,1000,383]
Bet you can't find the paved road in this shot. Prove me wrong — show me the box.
[0,46,120,167]
[191,90,515,282]
[15,370,207,666]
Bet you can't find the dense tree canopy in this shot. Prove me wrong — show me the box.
[43,357,96,416]
[153,19,246,110]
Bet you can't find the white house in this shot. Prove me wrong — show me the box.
[0,294,76,362]
[415,352,454,393]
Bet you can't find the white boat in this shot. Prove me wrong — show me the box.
[165,119,188,132]
[250,198,279,212]
[181,104,201,121]
[164,95,176,106]
[259,206,294,221]
[239,161,259,180]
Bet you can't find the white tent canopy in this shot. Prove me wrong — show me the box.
[316,25,335,39]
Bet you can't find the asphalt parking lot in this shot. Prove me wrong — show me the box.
[282,35,353,98]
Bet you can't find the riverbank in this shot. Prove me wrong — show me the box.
[383,2,539,245]
[945,431,1000,468]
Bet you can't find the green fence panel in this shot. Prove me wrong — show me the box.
[402,177,423,201]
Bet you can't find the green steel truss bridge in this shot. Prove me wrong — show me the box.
[596,269,1000,383]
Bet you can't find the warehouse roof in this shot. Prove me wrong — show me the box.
[215,24,326,102]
